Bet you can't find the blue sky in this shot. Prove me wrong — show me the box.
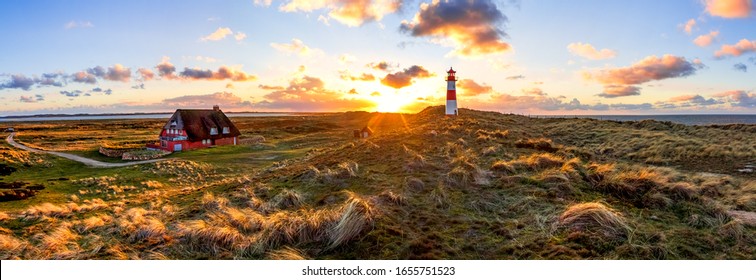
[0,0,754,116]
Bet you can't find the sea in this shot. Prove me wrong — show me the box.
[0,113,297,122]
[534,114,756,126]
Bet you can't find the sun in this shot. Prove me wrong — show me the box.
[374,93,414,112]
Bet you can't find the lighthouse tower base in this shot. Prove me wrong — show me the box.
[446,100,458,116]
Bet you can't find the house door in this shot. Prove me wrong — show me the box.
[174,144,182,151]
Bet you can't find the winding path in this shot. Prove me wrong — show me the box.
[6,133,166,168]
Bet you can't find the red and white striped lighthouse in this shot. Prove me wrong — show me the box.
[445,67,458,116]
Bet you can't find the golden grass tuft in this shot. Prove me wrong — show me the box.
[491,160,515,174]
[403,145,427,172]
[39,224,81,259]
[74,214,113,233]
[266,246,308,260]
[329,196,375,249]
[202,192,229,211]
[22,199,108,220]
[558,202,630,239]
[176,220,246,251]
[515,138,559,152]
[377,190,406,205]
[0,234,26,259]
[0,211,10,221]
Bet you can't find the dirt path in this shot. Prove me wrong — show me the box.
[6,133,166,168]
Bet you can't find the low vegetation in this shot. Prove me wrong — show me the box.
[0,107,753,259]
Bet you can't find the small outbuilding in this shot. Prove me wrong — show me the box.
[353,126,373,139]
[4,127,15,132]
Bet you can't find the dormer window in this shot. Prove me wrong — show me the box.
[210,127,218,135]
[170,120,177,127]
[222,127,229,134]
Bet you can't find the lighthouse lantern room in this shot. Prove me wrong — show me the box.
[445,67,458,116]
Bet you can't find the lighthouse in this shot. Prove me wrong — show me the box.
[445,67,458,116]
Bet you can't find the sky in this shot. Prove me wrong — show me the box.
[0,0,754,116]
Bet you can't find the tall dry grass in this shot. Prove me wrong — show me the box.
[558,202,630,240]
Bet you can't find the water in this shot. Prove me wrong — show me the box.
[535,115,756,126]
[0,112,297,122]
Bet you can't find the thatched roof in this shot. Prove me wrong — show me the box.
[163,109,241,141]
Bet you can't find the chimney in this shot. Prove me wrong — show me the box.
[213,105,220,112]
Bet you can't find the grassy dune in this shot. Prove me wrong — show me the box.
[0,107,754,259]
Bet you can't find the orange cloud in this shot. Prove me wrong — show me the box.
[457,79,492,96]
[380,65,432,89]
[201,27,233,41]
[668,94,722,105]
[682,19,697,34]
[340,72,376,81]
[567,42,617,60]
[693,31,719,47]
[137,68,155,81]
[367,61,391,71]
[253,75,375,111]
[588,54,702,86]
[280,0,401,27]
[705,0,752,18]
[521,87,546,96]
[714,39,756,58]
[597,85,641,98]
[399,0,511,57]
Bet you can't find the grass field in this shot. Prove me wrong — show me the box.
[1,106,754,259]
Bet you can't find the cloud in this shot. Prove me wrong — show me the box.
[271,38,317,56]
[137,68,155,81]
[201,27,233,41]
[567,42,617,60]
[64,21,93,29]
[399,0,511,57]
[339,53,357,64]
[367,61,391,71]
[457,79,492,96]
[254,0,272,6]
[714,39,756,58]
[598,85,641,98]
[668,94,722,106]
[348,88,358,94]
[0,75,37,90]
[60,90,83,97]
[586,54,702,97]
[693,30,719,47]
[280,0,402,27]
[1,74,67,90]
[104,64,131,82]
[466,93,612,112]
[704,0,753,18]
[505,75,524,80]
[72,71,97,84]
[252,75,375,111]
[681,18,697,34]
[259,84,285,90]
[226,83,234,89]
[156,57,177,79]
[132,83,145,90]
[340,72,376,81]
[234,32,247,41]
[713,90,755,107]
[371,91,381,96]
[733,62,748,72]
[162,91,252,108]
[19,95,44,103]
[521,87,546,96]
[380,65,432,89]
[179,66,257,81]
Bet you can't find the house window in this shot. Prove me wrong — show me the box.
[222,127,230,134]
[210,127,218,135]
[170,120,177,126]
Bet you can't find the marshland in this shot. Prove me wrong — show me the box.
[1,106,754,259]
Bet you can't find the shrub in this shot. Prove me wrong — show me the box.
[329,196,375,249]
